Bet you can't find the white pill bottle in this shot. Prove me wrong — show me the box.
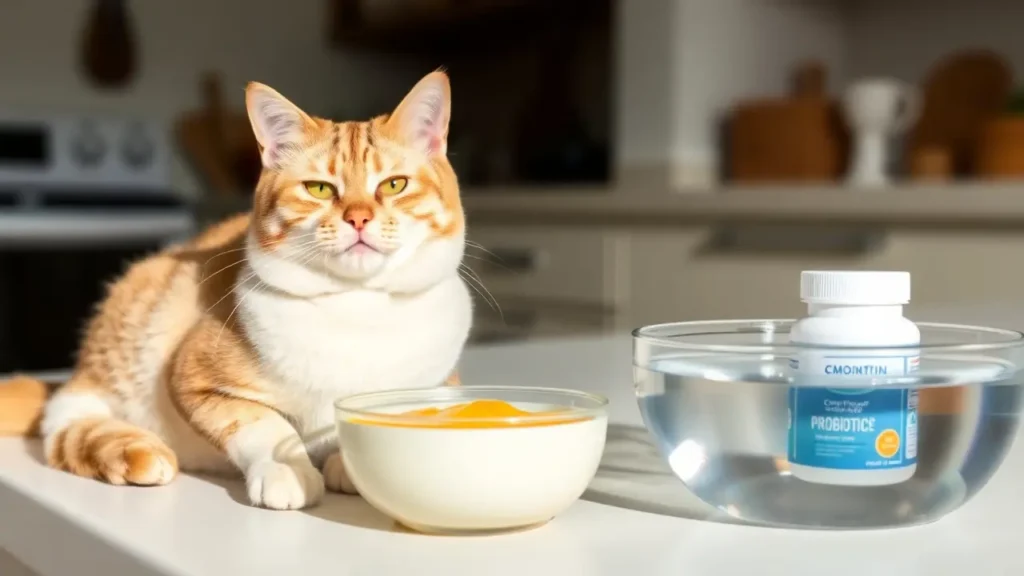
[787,270,920,486]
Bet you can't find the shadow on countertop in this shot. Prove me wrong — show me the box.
[20,422,735,530]
[583,424,735,524]
[194,472,412,534]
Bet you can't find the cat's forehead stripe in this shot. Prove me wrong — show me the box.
[339,122,370,195]
[348,122,362,168]
[371,149,382,174]
[327,124,341,176]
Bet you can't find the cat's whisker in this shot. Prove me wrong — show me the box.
[463,269,501,315]
[279,239,323,260]
[204,268,260,314]
[463,241,502,261]
[275,240,322,265]
[459,264,503,322]
[199,235,308,266]
[203,242,323,309]
[200,246,250,267]
[196,258,249,288]
[215,280,267,349]
[292,246,324,268]
[460,272,502,322]
[459,262,490,288]
[211,246,322,346]
[289,246,318,261]
[297,254,321,271]
[201,237,319,275]
[460,269,493,311]
[461,252,511,272]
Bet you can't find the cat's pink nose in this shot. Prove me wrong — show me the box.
[344,205,373,231]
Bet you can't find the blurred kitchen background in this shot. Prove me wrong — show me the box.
[3,0,1024,374]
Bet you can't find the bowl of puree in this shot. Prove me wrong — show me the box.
[334,385,609,535]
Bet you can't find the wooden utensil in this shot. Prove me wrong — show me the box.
[728,61,848,183]
[80,0,137,89]
[908,49,1013,176]
[175,72,262,197]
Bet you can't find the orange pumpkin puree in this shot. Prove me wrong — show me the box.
[359,399,588,429]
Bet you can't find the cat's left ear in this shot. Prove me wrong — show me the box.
[246,82,315,168]
[387,70,451,156]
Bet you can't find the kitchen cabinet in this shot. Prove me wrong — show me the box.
[469,221,1024,338]
[619,0,1024,189]
[630,226,1024,326]
[466,226,628,308]
[465,225,628,341]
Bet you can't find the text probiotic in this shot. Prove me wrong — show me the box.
[787,270,920,486]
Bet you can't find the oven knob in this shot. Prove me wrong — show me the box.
[121,122,154,168]
[70,122,106,167]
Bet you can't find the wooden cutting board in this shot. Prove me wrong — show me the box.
[728,62,848,183]
[908,49,1013,177]
[175,72,262,197]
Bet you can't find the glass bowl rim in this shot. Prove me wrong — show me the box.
[334,385,609,426]
[632,319,1024,354]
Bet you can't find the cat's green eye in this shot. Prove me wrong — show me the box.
[304,181,336,200]
[378,177,408,196]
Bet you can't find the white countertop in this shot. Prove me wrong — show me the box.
[3,322,1024,576]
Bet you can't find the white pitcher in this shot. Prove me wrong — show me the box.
[843,78,921,188]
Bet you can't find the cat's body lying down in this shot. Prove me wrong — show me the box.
[0,71,472,510]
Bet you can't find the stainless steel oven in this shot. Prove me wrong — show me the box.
[0,114,194,376]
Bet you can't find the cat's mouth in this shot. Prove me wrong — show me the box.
[344,240,382,255]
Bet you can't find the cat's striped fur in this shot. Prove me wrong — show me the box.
[0,71,471,510]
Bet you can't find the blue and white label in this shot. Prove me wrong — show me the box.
[788,354,918,471]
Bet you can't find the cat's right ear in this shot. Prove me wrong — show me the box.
[245,82,313,169]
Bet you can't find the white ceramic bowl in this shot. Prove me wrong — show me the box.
[334,385,609,535]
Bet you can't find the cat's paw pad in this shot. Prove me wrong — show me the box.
[119,439,178,486]
[246,461,324,510]
[323,452,358,495]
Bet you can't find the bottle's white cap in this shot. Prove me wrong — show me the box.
[800,270,910,305]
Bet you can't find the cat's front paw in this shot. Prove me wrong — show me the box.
[323,451,359,495]
[246,460,324,510]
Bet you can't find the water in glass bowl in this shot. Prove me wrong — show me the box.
[635,354,1024,529]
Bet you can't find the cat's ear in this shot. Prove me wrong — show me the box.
[386,70,451,156]
[245,82,314,168]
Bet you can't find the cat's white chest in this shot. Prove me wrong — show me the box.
[239,276,472,422]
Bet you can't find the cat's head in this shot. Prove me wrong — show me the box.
[243,71,463,296]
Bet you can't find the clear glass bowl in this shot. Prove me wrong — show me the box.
[633,320,1024,530]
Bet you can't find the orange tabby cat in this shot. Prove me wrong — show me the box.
[0,71,472,510]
